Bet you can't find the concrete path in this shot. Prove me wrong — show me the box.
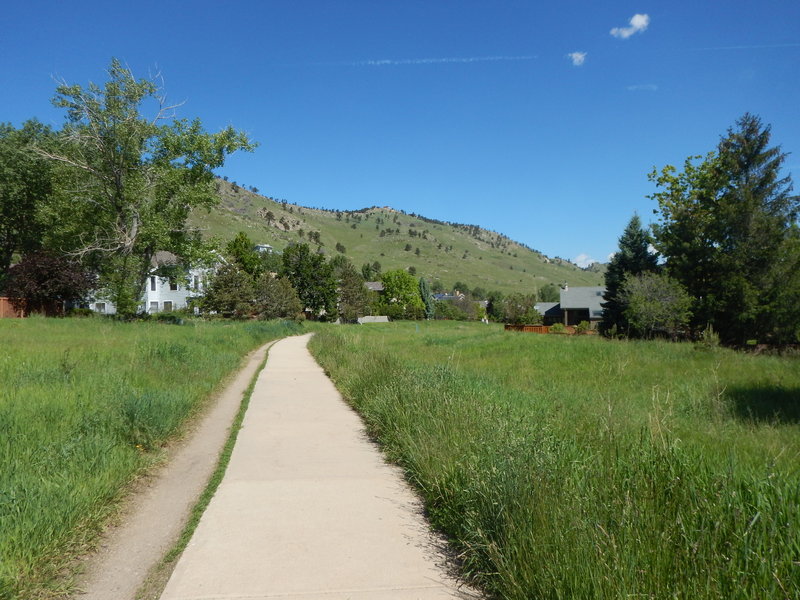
[160,333,478,600]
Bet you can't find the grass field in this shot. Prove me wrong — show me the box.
[309,321,800,599]
[0,316,302,600]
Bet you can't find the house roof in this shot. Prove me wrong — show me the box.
[560,286,605,319]
[534,302,561,318]
[365,281,384,292]
[150,250,179,268]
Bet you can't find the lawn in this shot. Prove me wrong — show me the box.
[309,321,800,599]
[0,316,302,599]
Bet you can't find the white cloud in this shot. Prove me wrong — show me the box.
[347,55,535,67]
[567,52,587,66]
[574,253,597,268]
[626,83,658,91]
[610,13,650,39]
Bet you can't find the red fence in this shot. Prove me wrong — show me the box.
[0,297,24,318]
[0,297,63,318]
[504,324,552,334]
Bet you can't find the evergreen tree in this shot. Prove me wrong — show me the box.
[419,277,435,319]
[651,114,798,344]
[600,214,659,335]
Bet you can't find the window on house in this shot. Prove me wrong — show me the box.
[163,301,173,312]
[193,275,199,291]
[169,279,178,291]
[95,302,106,313]
[150,301,159,313]
[150,276,156,291]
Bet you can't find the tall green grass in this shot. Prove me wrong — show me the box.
[0,316,302,599]
[310,322,800,599]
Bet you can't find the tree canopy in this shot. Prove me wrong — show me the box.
[280,243,337,319]
[38,59,254,315]
[600,214,659,336]
[0,120,54,278]
[651,113,798,344]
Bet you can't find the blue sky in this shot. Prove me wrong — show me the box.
[2,1,798,265]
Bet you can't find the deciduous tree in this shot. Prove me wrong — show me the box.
[38,59,254,315]
[280,243,337,319]
[651,114,798,344]
[3,250,96,314]
[254,275,302,320]
[0,120,54,277]
[620,272,692,340]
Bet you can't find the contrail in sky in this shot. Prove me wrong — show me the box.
[342,55,536,66]
[691,42,800,51]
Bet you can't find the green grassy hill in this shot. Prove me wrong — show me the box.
[189,179,603,294]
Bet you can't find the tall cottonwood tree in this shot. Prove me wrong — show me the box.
[38,59,254,314]
[651,114,798,344]
[600,214,659,336]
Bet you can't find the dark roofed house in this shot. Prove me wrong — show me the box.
[365,281,384,293]
[559,285,605,327]
[533,301,562,325]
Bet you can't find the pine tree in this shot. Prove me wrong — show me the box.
[651,114,798,344]
[600,214,659,335]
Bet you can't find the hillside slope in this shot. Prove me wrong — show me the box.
[188,180,603,294]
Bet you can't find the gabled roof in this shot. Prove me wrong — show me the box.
[534,302,561,318]
[560,286,605,319]
[365,281,384,292]
[150,251,179,268]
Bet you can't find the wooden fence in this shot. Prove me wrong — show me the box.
[0,297,63,318]
[0,297,25,318]
[504,324,552,334]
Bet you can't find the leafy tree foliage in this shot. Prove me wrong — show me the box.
[254,275,302,320]
[537,283,560,303]
[500,293,541,325]
[620,272,692,340]
[651,114,798,344]
[3,250,96,313]
[486,290,505,321]
[199,264,254,319]
[335,260,372,323]
[226,232,262,278]
[379,269,424,319]
[280,243,337,319]
[0,120,54,277]
[600,215,659,336]
[38,59,253,315]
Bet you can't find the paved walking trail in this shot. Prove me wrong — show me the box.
[160,333,478,600]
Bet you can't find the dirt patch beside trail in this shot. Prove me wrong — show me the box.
[72,341,275,600]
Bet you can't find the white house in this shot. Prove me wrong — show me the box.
[90,251,213,315]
